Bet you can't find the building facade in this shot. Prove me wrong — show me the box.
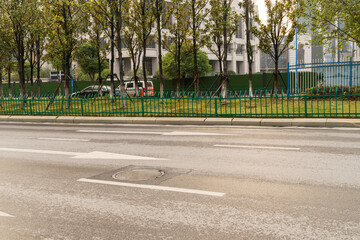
[113,1,261,80]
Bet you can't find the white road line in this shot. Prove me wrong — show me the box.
[214,144,300,151]
[163,131,232,136]
[77,130,163,135]
[78,178,225,197]
[0,211,14,217]
[0,147,165,161]
[37,137,90,142]
[77,129,231,136]
[0,147,78,156]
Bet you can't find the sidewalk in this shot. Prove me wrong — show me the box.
[1,115,360,128]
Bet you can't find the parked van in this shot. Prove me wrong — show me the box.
[117,80,154,96]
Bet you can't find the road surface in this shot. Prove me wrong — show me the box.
[0,122,359,239]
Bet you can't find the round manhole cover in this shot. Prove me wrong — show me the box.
[112,168,164,181]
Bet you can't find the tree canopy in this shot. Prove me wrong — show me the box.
[305,0,360,47]
[74,42,108,82]
[162,43,212,80]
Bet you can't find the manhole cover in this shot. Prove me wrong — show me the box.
[112,168,165,182]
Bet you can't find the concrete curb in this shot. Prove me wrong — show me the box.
[0,115,360,128]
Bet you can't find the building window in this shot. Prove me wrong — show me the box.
[147,40,156,49]
[145,58,153,75]
[227,44,233,53]
[249,19,254,40]
[236,61,243,74]
[100,38,107,49]
[236,44,244,55]
[121,36,127,49]
[236,20,243,39]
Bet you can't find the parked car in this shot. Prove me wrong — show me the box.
[71,85,111,98]
[116,80,154,97]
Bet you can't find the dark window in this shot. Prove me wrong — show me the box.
[100,38,107,49]
[145,58,153,75]
[227,44,233,53]
[236,20,243,38]
[121,36,127,49]
[147,40,156,48]
[236,44,244,55]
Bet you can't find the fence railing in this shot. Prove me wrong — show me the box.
[0,88,359,118]
[288,58,360,92]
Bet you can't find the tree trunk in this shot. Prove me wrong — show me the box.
[221,0,228,100]
[142,1,148,97]
[8,66,12,98]
[176,45,181,97]
[64,59,71,109]
[248,61,253,96]
[133,55,139,97]
[110,17,115,99]
[96,31,103,96]
[29,50,34,98]
[142,41,148,96]
[274,59,279,94]
[36,41,41,98]
[113,2,126,106]
[156,0,164,99]
[192,1,199,96]
[115,16,126,107]
[0,69,3,99]
[18,55,26,109]
[245,0,253,97]
[116,46,125,107]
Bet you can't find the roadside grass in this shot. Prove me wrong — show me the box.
[1,95,359,118]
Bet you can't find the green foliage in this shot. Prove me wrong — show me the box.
[101,69,110,80]
[162,43,212,79]
[305,0,360,46]
[182,50,212,77]
[253,0,303,60]
[252,0,303,92]
[44,0,86,72]
[74,42,108,81]
[227,70,236,75]
[204,0,239,72]
[40,68,51,79]
[306,86,360,95]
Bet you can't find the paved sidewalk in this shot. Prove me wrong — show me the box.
[0,115,360,128]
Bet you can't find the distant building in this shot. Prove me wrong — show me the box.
[112,0,261,80]
[260,46,289,73]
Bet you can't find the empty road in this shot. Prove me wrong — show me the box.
[0,121,359,239]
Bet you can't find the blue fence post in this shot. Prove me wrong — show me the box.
[350,57,353,87]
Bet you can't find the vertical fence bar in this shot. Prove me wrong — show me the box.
[215,98,218,117]
[141,98,145,117]
[80,98,84,116]
[29,99,32,115]
[287,62,290,97]
[350,57,353,87]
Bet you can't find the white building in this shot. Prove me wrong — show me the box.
[113,1,261,79]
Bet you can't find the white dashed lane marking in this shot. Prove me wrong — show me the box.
[214,144,300,151]
[78,178,225,197]
[0,211,15,217]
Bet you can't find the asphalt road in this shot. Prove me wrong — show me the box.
[0,122,359,239]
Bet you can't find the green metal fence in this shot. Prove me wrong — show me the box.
[0,89,359,118]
